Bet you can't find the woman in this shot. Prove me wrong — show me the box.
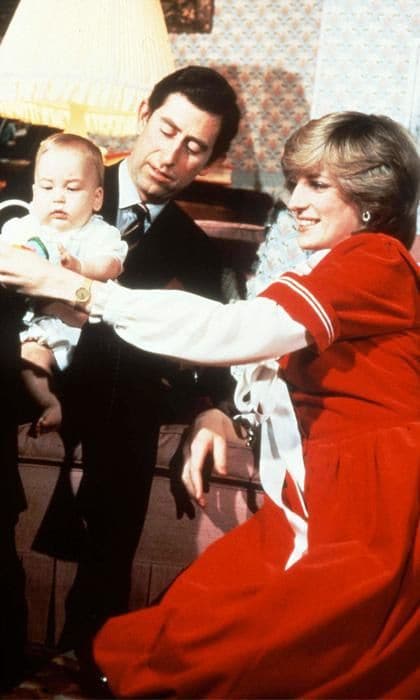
[0,112,419,698]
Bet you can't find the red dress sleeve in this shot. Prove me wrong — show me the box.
[260,233,420,352]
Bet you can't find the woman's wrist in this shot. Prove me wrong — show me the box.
[36,265,95,312]
[74,277,93,309]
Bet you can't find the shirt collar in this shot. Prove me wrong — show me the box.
[117,158,165,222]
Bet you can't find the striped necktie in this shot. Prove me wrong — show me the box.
[121,203,150,250]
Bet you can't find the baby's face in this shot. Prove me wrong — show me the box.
[32,146,103,231]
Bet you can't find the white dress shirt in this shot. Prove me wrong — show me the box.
[116,159,164,232]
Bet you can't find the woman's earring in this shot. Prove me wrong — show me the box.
[362,210,371,223]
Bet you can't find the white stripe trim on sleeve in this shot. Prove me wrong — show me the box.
[276,276,335,345]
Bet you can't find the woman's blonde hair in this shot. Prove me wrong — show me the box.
[282,111,420,249]
[34,132,104,187]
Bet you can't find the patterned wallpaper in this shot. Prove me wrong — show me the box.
[169,0,419,200]
[170,0,323,197]
[312,0,420,127]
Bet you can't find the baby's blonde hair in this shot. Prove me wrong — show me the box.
[35,132,104,187]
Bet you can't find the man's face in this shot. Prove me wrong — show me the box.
[128,93,222,204]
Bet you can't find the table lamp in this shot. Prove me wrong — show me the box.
[0,0,175,137]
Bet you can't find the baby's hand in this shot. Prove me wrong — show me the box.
[58,244,81,273]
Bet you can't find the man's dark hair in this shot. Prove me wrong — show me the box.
[148,65,241,164]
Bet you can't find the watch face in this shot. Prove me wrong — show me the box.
[75,284,91,304]
[76,288,88,302]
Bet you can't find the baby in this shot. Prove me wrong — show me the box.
[1,133,127,435]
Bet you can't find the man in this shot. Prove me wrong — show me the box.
[57,66,241,652]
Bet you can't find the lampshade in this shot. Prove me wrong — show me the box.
[0,0,175,137]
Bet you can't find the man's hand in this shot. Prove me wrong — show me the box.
[181,408,245,507]
[37,300,88,328]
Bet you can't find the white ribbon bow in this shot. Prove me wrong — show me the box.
[234,359,308,569]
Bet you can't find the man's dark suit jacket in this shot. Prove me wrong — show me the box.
[71,163,229,420]
[58,162,231,647]
[102,164,223,296]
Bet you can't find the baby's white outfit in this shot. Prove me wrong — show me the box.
[1,213,128,370]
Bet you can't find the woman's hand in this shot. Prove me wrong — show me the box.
[0,241,85,305]
[0,241,54,295]
[181,408,246,507]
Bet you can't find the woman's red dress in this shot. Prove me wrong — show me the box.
[94,234,420,698]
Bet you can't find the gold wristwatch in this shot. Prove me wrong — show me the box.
[74,277,93,308]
